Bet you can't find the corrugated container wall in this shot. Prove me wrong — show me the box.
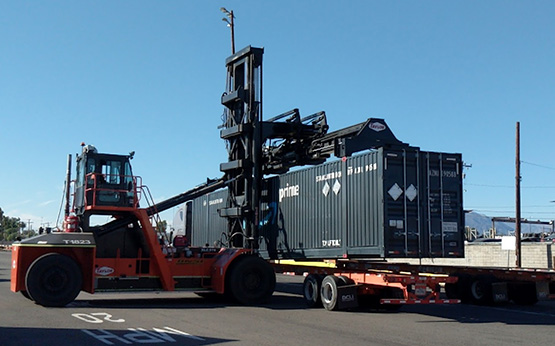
[189,147,464,260]
[189,190,228,247]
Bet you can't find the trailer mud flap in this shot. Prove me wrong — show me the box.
[337,284,359,310]
[491,282,509,303]
[536,282,550,301]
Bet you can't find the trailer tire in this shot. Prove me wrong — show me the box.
[25,253,82,307]
[227,256,276,305]
[303,274,324,308]
[321,275,344,311]
[446,273,472,303]
[469,275,494,305]
[509,282,538,305]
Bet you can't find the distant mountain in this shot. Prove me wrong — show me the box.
[465,212,513,235]
[465,211,551,236]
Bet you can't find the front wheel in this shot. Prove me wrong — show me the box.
[227,256,276,305]
[25,253,83,307]
[469,275,495,305]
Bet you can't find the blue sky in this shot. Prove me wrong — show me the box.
[1,1,555,231]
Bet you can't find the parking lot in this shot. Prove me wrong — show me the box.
[1,250,554,346]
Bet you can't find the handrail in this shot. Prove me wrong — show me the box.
[83,173,142,209]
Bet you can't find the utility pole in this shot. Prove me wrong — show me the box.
[221,7,235,54]
[515,122,522,268]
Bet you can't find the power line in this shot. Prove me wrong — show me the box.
[521,160,555,171]
[471,210,554,215]
[467,205,551,209]
[465,183,555,189]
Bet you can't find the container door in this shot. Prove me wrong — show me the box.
[421,152,464,257]
[382,148,422,257]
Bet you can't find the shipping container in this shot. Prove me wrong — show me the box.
[188,189,229,247]
[188,147,464,260]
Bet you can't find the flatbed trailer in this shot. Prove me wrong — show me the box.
[272,259,555,311]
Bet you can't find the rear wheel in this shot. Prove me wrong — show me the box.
[509,282,538,305]
[227,256,276,305]
[25,253,82,307]
[445,273,472,303]
[303,274,324,308]
[320,275,344,311]
[469,275,495,305]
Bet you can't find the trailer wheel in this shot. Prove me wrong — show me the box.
[25,253,82,307]
[303,274,324,308]
[321,275,345,311]
[445,273,472,303]
[227,256,276,305]
[509,282,538,305]
[469,275,494,305]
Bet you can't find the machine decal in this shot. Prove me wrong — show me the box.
[322,239,341,247]
[369,122,386,132]
[278,183,300,202]
[95,266,115,276]
[63,239,93,245]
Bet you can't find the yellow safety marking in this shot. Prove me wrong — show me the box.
[275,260,336,268]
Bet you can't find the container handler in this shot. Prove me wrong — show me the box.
[10,144,275,307]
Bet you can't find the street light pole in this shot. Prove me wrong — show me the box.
[221,7,235,54]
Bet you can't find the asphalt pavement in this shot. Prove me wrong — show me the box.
[1,250,554,346]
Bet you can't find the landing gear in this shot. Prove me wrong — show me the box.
[25,253,83,307]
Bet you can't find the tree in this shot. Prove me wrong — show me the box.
[0,208,26,241]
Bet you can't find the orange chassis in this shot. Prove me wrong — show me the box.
[11,207,251,299]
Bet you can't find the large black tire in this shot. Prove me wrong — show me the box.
[320,275,344,311]
[469,275,495,305]
[509,282,538,306]
[303,274,324,308]
[445,273,472,303]
[25,253,83,307]
[227,256,276,305]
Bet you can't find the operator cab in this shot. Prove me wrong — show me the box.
[74,144,137,215]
